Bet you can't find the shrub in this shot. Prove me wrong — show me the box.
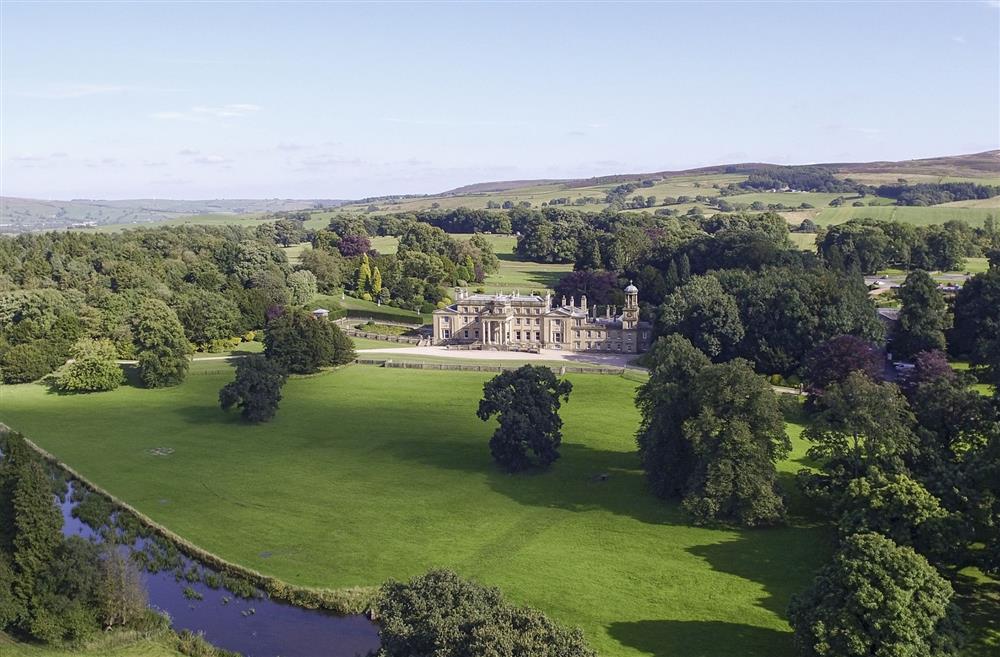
[1,342,55,383]
[57,338,123,392]
[374,570,596,657]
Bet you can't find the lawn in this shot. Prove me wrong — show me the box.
[0,367,831,657]
[813,205,995,227]
[1,632,182,657]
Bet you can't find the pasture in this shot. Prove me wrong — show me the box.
[0,366,830,657]
[812,205,995,227]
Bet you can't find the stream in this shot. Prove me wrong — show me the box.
[59,482,381,657]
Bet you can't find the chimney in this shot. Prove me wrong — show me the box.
[545,291,552,307]
[561,295,568,308]
[605,305,610,319]
[580,295,587,312]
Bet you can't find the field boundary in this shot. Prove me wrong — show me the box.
[353,358,630,376]
[0,425,376,616]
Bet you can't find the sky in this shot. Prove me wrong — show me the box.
[2,1,999,200]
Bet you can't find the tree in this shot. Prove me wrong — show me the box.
[950,267,1000,385]
[803,335,884,395]
[0,343,52,384]
[554,269,619,307]
[287,269,318,306]
[355,253,372,295]
[132,298,190,388]
[171,289,242,348]
[800,372,916,505]
[299,248,344,294]
[656,275,744,360]
[12,460,62,626]
[835,471,954,562]
[57,338,122,392]
[894,270,951,359]
[679,359,790,526]
[97,546,147,630]
[374,570,597,657]
[370,266,383,297]
[263,309,353,373]
[636,336,711,499]
[788,532,962,657]
[338,234,372,258]
[477,365,572,472]
[219,354,287,423]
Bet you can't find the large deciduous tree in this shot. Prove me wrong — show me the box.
[219,354,288,423]
[374,570,597,657]
[799,372,916,505]
[894,270,951,359]
[477,365,572,472]
[679,359,790,526]
[950,266,1000,386]
[788,532,963,657]
[637,337,790,526]
[132,298,190,388]
[264,309,354,374]
[802,335,884,395]
[56,338,122,393]
[656,275,744,360]
[636,336,712,499]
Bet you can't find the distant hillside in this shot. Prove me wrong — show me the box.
[439,151,1000,196]
[0,197,346,232]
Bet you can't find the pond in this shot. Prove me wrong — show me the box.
[59,483,381,657]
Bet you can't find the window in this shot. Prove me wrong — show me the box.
[464,330,469,338]
[516,331,522,340]
[443,329,450,339]
[535,331,541,340]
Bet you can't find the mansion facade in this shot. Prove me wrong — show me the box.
[432,283,652,354]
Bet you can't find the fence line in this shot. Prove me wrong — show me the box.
[341,329,422,345]
[353,358,629,376]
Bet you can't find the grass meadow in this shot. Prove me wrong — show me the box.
[0,366,832,657]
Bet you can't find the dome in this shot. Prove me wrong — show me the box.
[624,283,638,294]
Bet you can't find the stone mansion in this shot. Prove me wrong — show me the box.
[431,282,653,354]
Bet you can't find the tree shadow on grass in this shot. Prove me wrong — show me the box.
[686,524,832,618]
[374,432,687,525]
[954,572,1000,657]
[607,619,793,657]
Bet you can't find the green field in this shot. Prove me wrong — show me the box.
[0,367,832,657]
[812,205,995,227]
[1,634,182,657]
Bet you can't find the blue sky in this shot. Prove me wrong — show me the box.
[2,1,998,200]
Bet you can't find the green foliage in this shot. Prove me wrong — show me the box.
[950,267,1000,386]
[12,461,62,620]
[219,355,287,423]
[635,335,712,499]
[637,339,788,526]
[287,269,318,306]
[171,290,242,348]
[132,298,190,388]
[0,344,52,384]
[800,372,916,504]
[374,570,597,657]
[263,310,352,374]
[680,359,790,526]
[835,471,955,562]
[476,366,572,472]
[788,532,963,657]
[894,270,951,359]
[656,275,744,360]
[57,339,122,393]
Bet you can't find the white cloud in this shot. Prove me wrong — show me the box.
[151,104,261,121]
[177,149,201,156]
[952,35,967,44]
[193,155,232,165]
